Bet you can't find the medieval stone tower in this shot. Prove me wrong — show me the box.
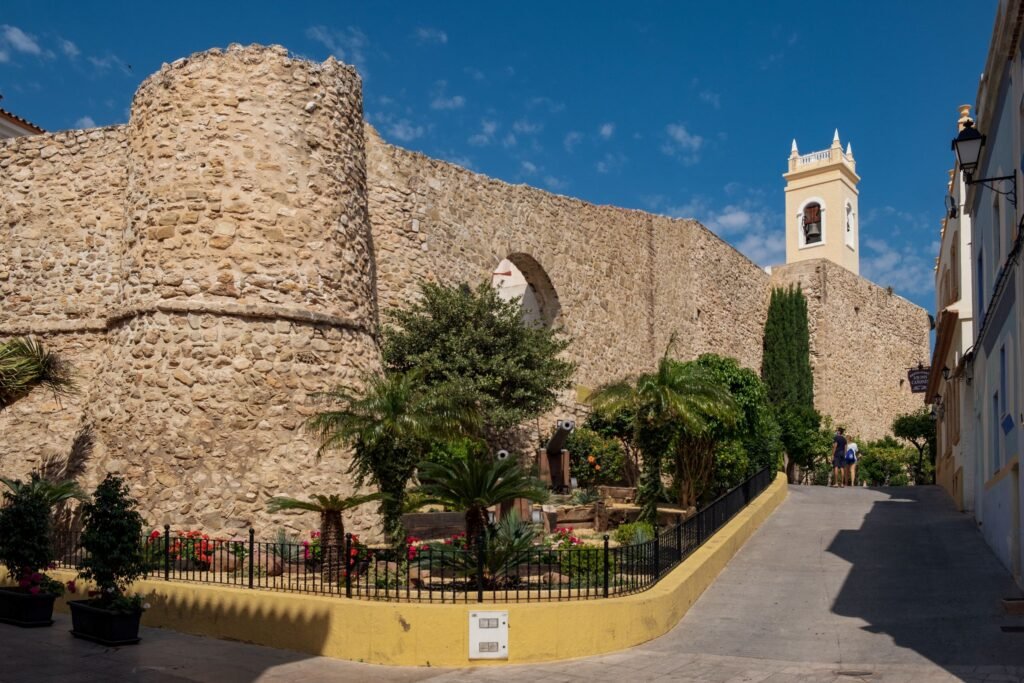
[784,130,860,275]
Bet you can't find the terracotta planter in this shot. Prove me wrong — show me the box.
[68,599,142,646]
[0,587,57,627]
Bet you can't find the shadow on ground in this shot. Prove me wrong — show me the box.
[828,485,1024,672]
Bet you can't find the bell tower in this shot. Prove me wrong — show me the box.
[784,130,861,274]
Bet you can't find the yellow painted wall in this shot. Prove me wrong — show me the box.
[44,474,787,667]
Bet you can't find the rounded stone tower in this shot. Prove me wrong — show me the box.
[94,45,381,535]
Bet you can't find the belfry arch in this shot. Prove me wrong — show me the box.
[491,253,562,327]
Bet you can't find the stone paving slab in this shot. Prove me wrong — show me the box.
[3,486,1024,682]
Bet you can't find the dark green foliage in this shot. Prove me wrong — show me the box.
[762,286,814,408]
[0,337,75,411]
[857,436,916,486]
[589,354,739,520]
[612,521,654,546]
[307,371,480,543]
[415,457,548,546]
[0,481,53,581]
[565,426,626,487]
[892,408,937,484]
[762,286,819,481]
[381,282,575,436]
[693,354,782,496]
[78,475,147,607]
[584,405,640,486]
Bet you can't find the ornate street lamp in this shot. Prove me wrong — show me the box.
[951,120,1016,204]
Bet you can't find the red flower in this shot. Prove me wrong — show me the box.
[28,586,39,595]
[66,580,77,594]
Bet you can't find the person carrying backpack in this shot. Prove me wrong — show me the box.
[844,440,859,487]
[831,428,848,487]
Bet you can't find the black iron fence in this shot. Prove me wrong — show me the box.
[51,466,774,603]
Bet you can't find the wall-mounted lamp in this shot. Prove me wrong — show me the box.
[942,366,951,381]
[951,121,1017,205]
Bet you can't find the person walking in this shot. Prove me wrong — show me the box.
[831,427,848,487]
[844,439,859,487]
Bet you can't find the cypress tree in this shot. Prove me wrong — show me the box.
[762,285,814,409]
[762,285,819,482]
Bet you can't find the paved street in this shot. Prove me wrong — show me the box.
[4,486,1024,683]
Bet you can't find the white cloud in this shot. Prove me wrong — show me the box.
[521,160,538,175]
[464,67,485,81]
[88,54,131,74]
[599,122,615,140]
[1,25,41,56]
[0,49,8,63]
[862,240,935,296]
[386,119,424,142]
[661,123,704,164]
[699,91,720,108]
[596,152,626,174]
[59,38,79,59]
[648,188,784,266]
[544,176,568,191]
[512,119,542,134]
[528,97,565,113]
[563,131,583,153]
[415,27,448,45]
[502,132,517,148]
[468,119,498,146]
[430,81,465,110]
[307,25,369,77]
[74,116,96,129]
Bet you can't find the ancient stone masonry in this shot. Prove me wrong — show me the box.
[0,44,928,538]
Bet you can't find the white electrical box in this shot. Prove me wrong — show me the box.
[468,610,509,660]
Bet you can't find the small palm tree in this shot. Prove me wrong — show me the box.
[267,492,383,582]
[306,371,480,543]
[589,350,738,522]
[415,457,547,545]
[0,337,75,411]
[1,472,85,507]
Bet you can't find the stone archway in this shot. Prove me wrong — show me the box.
[491,253,561,327]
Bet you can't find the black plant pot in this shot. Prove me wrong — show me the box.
[0,587,57,627]
[68,599,142,646]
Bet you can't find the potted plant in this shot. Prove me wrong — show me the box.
[69,474,149,645]
[0,479,65,627]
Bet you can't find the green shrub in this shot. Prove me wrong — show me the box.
[613,521,654,546]
[565,426,626,487]
[0,480,63,595]
[557,545,616,587]
[78,474,148,611]
[857,436,916,486]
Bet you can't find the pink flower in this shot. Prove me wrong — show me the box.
[66,580,77,593]
[28,586,40,595]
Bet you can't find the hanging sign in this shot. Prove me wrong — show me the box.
[907,367,930,393]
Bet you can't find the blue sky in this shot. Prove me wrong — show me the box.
[0,2,998,310]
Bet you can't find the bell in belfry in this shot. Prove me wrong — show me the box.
[804,219,821,241]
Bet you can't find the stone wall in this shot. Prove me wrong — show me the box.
[770,260,930,440]
[0,44,929,540]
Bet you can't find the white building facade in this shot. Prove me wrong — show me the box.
[945,0,1024,588]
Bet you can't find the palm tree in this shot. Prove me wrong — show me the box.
[267,492,383,582]
[0,337,75,411]
[589,351,738,523]
[306,371,480,543]
[0,472,85,507]
[415,457,547,545]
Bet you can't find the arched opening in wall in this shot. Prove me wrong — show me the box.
[491,254,561,327]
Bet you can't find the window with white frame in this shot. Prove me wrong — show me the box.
[844,201,855,249]
[799,200,824,247]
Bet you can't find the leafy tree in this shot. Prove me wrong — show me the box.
[857,436,916,486]
[0,337,75,411]
[267,492,383,582]
[564,426,626,488]
[381,282,575,438]
[892,408,936,484]
[589,353,737,521]
[0,482,54,585]
[694,354,783,486]
[414,457,547,546]
[0,472,85,508]
[306,371,479,543]
[78,475,147,610]
[761,286,817,482]
[584,405,640,486]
